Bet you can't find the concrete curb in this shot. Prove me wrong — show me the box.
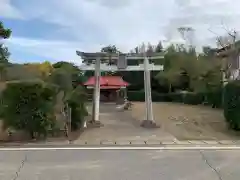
[1,140,240,147]
[72,140,240,146]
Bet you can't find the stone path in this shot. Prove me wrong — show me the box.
[74,103,175,144]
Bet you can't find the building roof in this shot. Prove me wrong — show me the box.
[84,76,129,87]
[86,85,126,89]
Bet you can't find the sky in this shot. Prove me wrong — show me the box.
[1,0,240,65]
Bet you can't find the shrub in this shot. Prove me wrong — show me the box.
[1,80,57,138]
[65,86,88,130]
[167,93,183,102]
[223,80,240,130]
[204,88,222,108]
[127,90,145,102]
[182,92,204,105]
[127,90,168,102]
[127,90,223,107]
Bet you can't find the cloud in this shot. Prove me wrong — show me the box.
[0,0,23,19]
[19,0,240,46]
[12,0,177,50]
[6,37,95,65]
[3,0,240,63]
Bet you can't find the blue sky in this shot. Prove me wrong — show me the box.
[1,0,240,65]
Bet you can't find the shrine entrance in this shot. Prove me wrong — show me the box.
[77,47,164,128]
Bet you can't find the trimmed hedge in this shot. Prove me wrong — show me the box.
[1,80,58,138]
[223,80,240,130]
[127,90,222,106]
[127,91,166,102]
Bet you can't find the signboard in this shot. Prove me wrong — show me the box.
[117,54,127,70]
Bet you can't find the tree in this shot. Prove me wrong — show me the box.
[146,43,154,56]
[134,47,139,54]
[155,43,213,92]
[178,27,195,48]
[23,61,53,80]
[52,61,85,88]
[209,24,240,81]
[0,21,11,39]
[101,45,120,54]
[48,68,73,92]
[156,67,183,92]
[39,61,53,79]
[0,21,12,81]
[155,41,163,52]
[202,46,216,57]
[100,45,120,75]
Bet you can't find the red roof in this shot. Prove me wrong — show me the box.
[84,76,129,87]
[86,85,125,89]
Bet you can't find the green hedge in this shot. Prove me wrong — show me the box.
[127,91,171,102]
[224,80,240,130]
[1,80,58,138]
[181,92,204,105]
[127,90,222,106]
[203,88,223,108]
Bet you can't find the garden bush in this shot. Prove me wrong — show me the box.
[127,89,224,107]
[223,80,240,131]
[182,92,204,105]
[65,86,88,130]
[127,90,168,102]
[204,88,222,108]
[167,93,183,102]
[127,90,144,101]
[1,80,58,138]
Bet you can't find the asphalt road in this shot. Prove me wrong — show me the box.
[1,149,240,180]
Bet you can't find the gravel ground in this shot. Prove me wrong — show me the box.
[131,102,240,140]
[76,103,175,143]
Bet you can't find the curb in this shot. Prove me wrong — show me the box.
[72,140,240,146]
[1,140,240,148]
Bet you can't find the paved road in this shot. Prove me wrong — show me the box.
[77,103,175,143]
[1,149,240,180]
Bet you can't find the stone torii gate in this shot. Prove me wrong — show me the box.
[77,49,164,128]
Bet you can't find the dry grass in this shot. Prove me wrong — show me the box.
[131,102,240,140]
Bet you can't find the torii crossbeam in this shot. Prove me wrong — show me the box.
[77,51,164,128]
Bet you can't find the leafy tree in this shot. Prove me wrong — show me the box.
[155,41,163,52]
[39,61,53,79]
[0,21,11,39]
[202,46,216,57]
[1,81,57,138]
[100,45,121,75]
[146,43,154,56]
[48,68,73,92]
[52,61,85,88]
[155,44,211,92]
[65,86,88,130]
[0,21,12,81]
[156,67,182,92]
[134,46,139,54]
[23,61,53,80]
[101,45,120,54]
[6,64,41,81]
